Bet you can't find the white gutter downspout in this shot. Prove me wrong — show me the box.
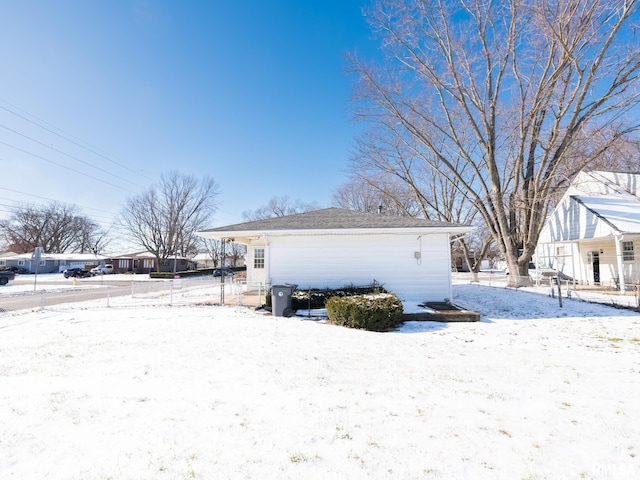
[263,233,271,288]
[615,235,626,294]
[571,242,577,291]
[447,233,453,303]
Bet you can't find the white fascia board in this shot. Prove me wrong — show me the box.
[197,225,474,241]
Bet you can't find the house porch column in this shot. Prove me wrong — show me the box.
[614,235,626,294]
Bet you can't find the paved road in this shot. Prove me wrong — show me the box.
[0,285,132,312]
[0,275,172,313]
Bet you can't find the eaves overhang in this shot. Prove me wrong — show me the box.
[196,225,475,243]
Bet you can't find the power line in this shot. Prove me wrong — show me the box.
[0,123,140,186]
[0,185,121,230]
[0,100,153,182]
[0,187,119,217]
[0,148,129,191]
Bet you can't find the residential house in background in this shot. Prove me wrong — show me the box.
[109,251,196,274]
[0,252,108,274]
[537,170,640,292]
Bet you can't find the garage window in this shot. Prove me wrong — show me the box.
[254,248,264,269]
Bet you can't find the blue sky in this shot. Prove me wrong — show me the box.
[0,0,376,234]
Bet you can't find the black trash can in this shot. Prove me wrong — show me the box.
[271,284,296,317]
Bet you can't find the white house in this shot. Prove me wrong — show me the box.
[537,170,640,292]
[197,208,473,303]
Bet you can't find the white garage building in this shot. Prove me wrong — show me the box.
[197,208,472,303]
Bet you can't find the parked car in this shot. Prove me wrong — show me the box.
[0,270,15,285]
[213,268,235,277]
[63,268,92,278]
[91,264,114,275]
[0,266,29,274]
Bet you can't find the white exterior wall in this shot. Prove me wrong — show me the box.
[249,232,452,302]
[536,242,578,279]
[538,239,640,287]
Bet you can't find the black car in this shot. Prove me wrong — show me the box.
[63,267,92,278]
[213,268,235,277]
[0,266,29,274]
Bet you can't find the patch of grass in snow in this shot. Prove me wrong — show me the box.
[347,452,366,469]
[289,452,308,463]
[334,424,354,440]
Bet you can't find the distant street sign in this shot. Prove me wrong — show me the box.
[32,246,43,264]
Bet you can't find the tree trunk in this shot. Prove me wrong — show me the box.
[506,259,532,288]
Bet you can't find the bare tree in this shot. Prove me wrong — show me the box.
[120,171,220,272]
[200,238,223,268]
[332,174,423,216]
[227,241,247,268]
[242,196,320,221]
[0,201,110,253]
[352,0,640,286]
[345,126,494,280]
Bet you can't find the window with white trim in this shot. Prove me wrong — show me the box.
[18,260,25,266]
[254,248,264,269]
[622,241,635,261]
[0,260,5,266]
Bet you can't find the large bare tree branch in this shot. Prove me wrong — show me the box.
[351,0,640,285]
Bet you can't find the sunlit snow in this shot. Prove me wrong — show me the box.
[1,276,639,479]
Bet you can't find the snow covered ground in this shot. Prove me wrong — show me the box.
[1,280,639,479]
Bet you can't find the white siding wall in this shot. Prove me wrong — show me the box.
[261,232,452,302]
[538,239,638,287]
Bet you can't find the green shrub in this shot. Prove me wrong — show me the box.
[325,293,403,331]
[265,283,388,309]
[290,283,388,310]
[149,269,216,279]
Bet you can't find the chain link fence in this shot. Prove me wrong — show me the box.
[0,276,267,314]
[452,272,640,310]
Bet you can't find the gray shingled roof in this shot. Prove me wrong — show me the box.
[201,208,468,232]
